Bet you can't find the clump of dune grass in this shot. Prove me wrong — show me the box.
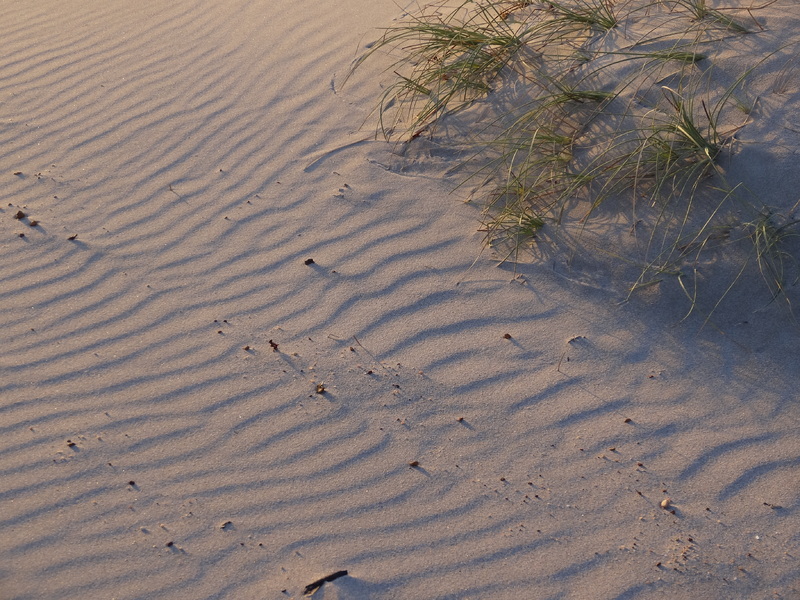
[674,0,754,33]
[343,1,533,139]
[347,0,799,321]
[743,204,800,305]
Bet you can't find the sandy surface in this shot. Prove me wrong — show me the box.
[1,1,799,599]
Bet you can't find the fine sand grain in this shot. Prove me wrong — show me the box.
[1,1,798,599]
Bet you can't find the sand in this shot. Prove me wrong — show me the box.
[1,1,798,598]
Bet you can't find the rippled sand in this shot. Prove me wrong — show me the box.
[1,1,798,598]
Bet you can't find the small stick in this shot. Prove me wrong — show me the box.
[352,336,393,375]
[556,351,566,373]
[303,570,348,596]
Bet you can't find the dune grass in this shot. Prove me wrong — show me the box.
[348,0,798,321]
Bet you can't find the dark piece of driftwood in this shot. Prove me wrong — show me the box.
[303,570,348,595]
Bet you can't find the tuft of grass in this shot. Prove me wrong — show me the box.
[771,54,798,95]
[545,0,619,32]
[672,0,752,33]
[345,1,531,139]
[747,206,800,304]
[635,85,722,189]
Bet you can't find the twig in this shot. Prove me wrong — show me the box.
[303,570,348,596]
[352,335,394,375]
[556,351,567,373]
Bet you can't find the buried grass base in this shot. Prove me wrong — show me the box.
[348,0,800,323]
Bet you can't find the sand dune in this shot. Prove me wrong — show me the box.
[1,1,798,599]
